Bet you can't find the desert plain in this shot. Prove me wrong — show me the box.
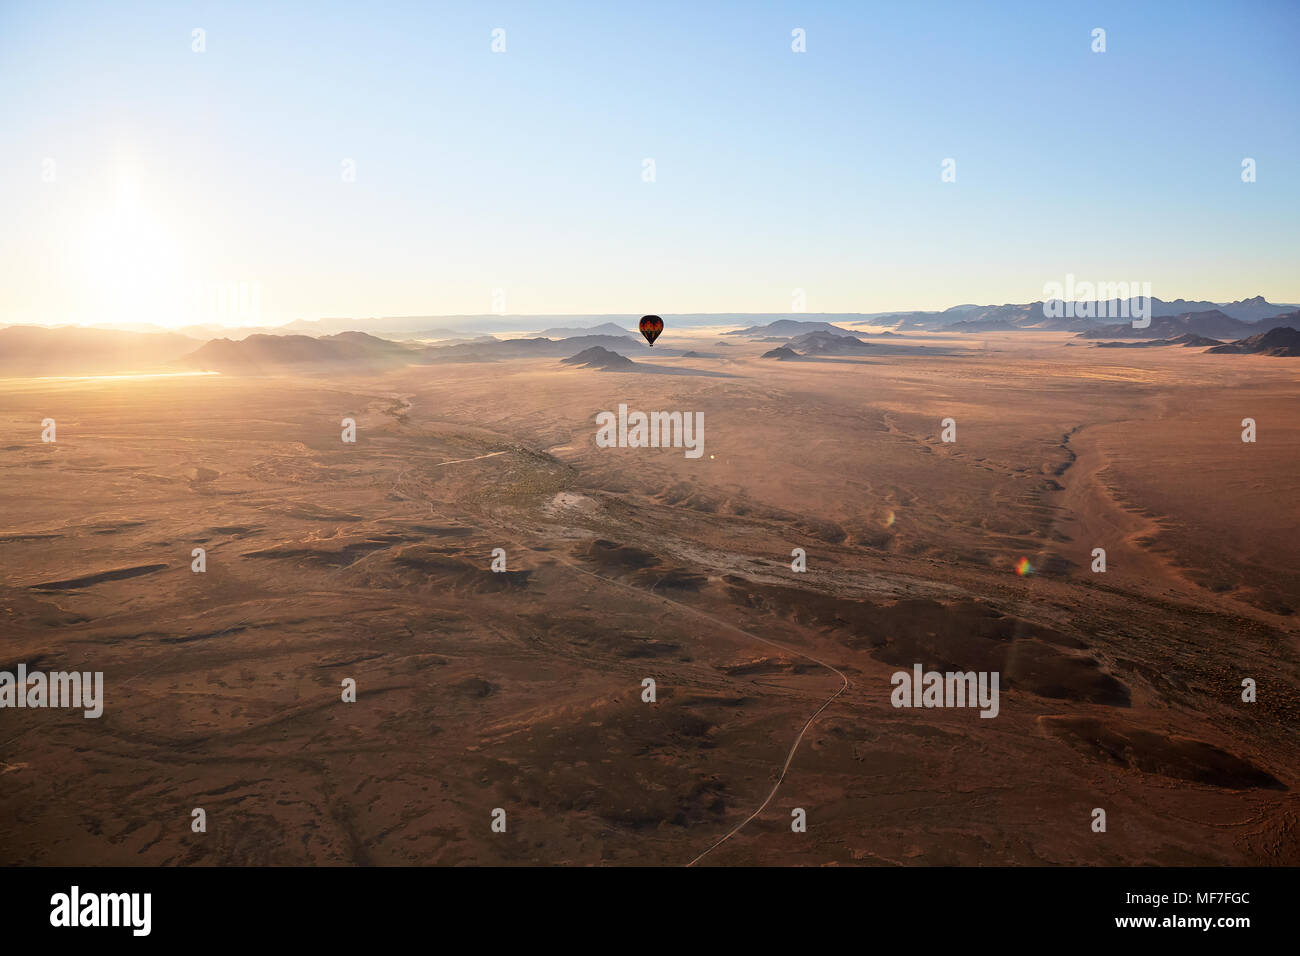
[2,329,1298,866]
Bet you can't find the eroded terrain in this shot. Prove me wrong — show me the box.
[2,332,1298,865]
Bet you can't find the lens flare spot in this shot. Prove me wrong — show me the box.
[1015,557,1033,576]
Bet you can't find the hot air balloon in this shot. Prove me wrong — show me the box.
[639,315,663,346]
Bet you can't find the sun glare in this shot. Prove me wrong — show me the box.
[78,177,190,328]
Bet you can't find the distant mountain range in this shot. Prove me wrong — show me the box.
[886,295,1298,332]
[180,332,416,373]
[425,334,685,362]
[278,313,847,336]
[1186,295,1295,322]
[6,295,1297,376]
[0,325,200,375]
[21,296,1295,342]
[1077,309,1298,340]
[0,325,699,376]
[539,322,635,339]
[718,297,1297,336]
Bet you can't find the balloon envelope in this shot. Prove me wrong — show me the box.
[639,315,663,345]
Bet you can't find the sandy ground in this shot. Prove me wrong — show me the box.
[2,329,1298,865]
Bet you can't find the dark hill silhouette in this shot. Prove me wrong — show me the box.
[1207,325,1300,356]
[788,331,874,355]
[761,346,803,360]
[560,345,736,377]
[1094,333,1223,349]
[1077,310,1266,340]
[726,319,856,337]
[560,346,637,369]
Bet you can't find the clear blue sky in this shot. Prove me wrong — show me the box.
[2,0,1297,326]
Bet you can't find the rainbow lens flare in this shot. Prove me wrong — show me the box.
[1015,557,1033,576]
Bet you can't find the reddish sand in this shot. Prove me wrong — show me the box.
[1,330,1297,865]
